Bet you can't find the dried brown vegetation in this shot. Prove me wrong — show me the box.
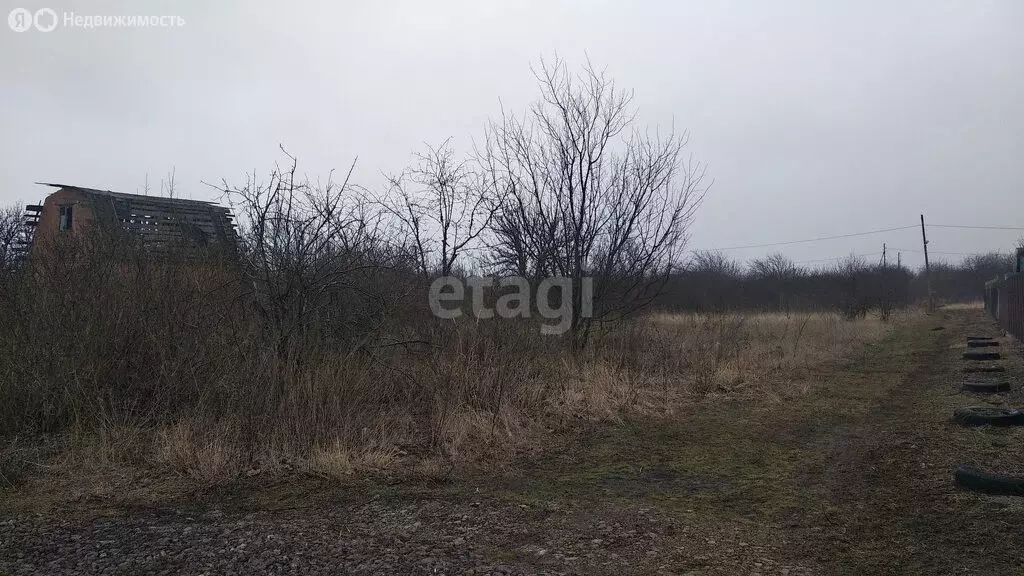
[0,236,900,489]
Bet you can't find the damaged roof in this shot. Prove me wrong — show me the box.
[38,182,238,250]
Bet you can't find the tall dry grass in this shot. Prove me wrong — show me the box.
[578,311,898,410]
[0,236,905,488]
[145,311,898,483]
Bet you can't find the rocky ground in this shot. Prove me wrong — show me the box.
[4,307,1024,575]
[0,499,820,575]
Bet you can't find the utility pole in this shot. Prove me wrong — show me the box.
[897,252,901,269]
[882,243,887,269]
[920,214,932,312]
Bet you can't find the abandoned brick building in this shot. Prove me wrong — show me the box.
[22,183,237,256]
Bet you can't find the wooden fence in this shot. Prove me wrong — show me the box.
[986,272,1024,340]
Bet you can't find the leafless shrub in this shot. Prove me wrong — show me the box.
[212,147,399,343]
[835,255,871,320]
[0,230,241,433]
[0,203,25,270]
[479,56,708,345]
[687,315,747,394]
[749,253,800,280]
[691,250,743,277]
[377,138,499,278]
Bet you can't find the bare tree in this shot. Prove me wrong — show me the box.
[690,250,742,277]
[379,138,498,277]
[748,253,801,313]
[749,253,799,280]
[680,250,743,312]
[0,203,25,269]
[162,167,177,199]
[209,148,393,356]
[831,254,872,319]
[137,168,177,198]
[480,56,708,343]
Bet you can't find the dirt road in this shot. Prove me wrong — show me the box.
[4,308,1024,575]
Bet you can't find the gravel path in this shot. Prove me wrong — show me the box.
[0,497,816,575]
[2,500,556,575]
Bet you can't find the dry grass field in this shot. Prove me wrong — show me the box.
[11,305,1024,575]
[0,310,902,493]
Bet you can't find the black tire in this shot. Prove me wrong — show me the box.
[955,465,1024,496]
[963,365,1006,374]
[962,379,1011,393]
[963,350,1001,361]
[953,406,1024,426]
[967,340,1000,348]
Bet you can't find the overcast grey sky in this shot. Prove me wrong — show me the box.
[2,0,1022,268]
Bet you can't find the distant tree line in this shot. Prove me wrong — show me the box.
[659,250,1017,317]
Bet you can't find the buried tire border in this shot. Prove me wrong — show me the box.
[953,406,1024,427]
[955,465,1024,496]
[967,340,1000,348]
[962,379,1012,393]
[963,350,1001,361]
[963,365,1006,374]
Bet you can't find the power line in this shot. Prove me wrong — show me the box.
[694,224,918,252]
[689,221,1021,258]
[794,251,882,265]
[891,247,1011,256]
[929,224,1024,231]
